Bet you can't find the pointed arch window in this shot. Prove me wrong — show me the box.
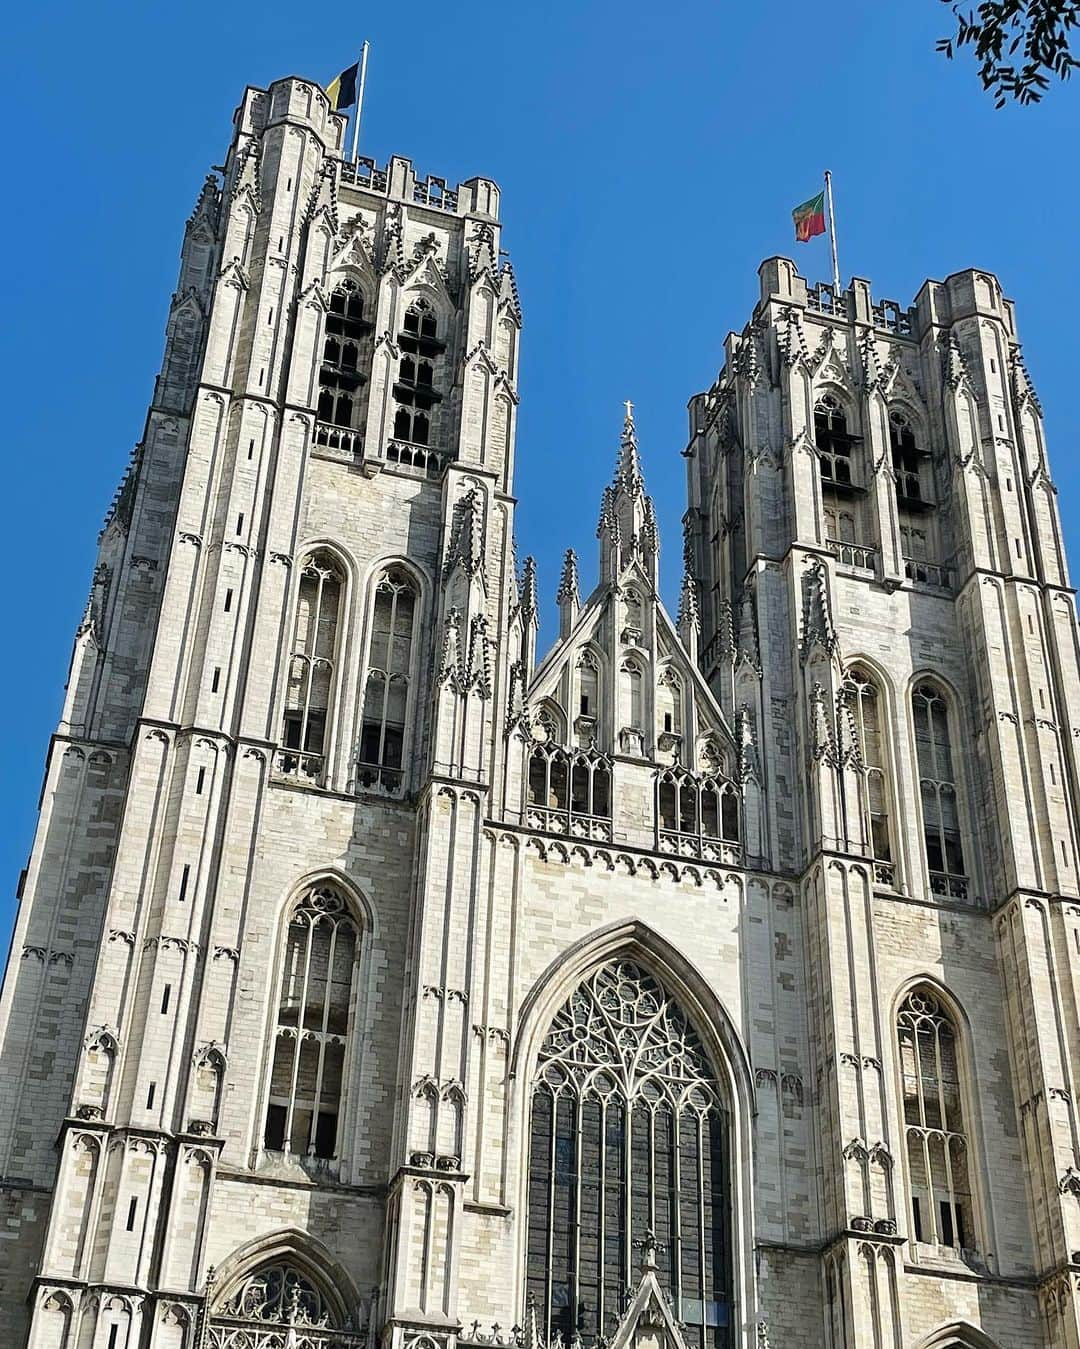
[263,885,359,1165]
[897,988,974,1253]
[316,280,371,451]
[210,1258,366,1343]
[575,652,601,749]
[356,568,419,793]
[815,395,858,489]
[279,552,344,784]
[526,961,732,1346]
[913,684,968,900]
[890,410,933,507]
[394,298,445,449]
[657,766,741,863]
[526,744,612,840]
[842,667,893,884]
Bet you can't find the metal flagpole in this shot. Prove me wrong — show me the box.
[824,169,841,294]
[351,41,370,165]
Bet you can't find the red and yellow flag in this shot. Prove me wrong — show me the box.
[792,191,826,243]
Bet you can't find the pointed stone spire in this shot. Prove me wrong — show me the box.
[187,173,221,232]
[677,571,700,662]
[617,400,644,490]
[598,402,659,585]
[557,548,580,638]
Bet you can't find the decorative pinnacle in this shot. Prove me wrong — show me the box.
[557,548,580,608]
[520,556,539,625]
[944,331,969,391]
[677,571,700,633]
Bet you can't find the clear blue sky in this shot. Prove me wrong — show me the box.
[3,0,1079,941]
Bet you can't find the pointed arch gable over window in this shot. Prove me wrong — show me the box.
[356,564,421,794]
[278,550,346,785]
[263,883,360,1167]
[525,959,733,1347]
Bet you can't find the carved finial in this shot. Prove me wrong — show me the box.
[633,1229,663,1273]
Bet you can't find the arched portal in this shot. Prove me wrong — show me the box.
[207,1240,370,1348]
[525,958,733,1347]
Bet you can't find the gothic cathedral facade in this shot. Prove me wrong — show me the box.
[1,75,1078,1349]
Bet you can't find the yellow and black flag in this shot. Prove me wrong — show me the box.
[327,61,360,112]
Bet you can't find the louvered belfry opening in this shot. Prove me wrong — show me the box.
[526,961,732,1347]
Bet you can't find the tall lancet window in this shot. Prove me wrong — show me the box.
[897,988,974,1253]
[263,885,359,1163]
[913,684,968,899]
[526,961,732,1347]
[280,552,344,782]
[356,568,419,792]
[842,667,893,883]
[316,280,370,450]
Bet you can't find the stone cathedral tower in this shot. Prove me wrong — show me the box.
[1,74,1079,1349]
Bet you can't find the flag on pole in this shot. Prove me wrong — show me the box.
[326,61,360,112]
[792,191,827,243]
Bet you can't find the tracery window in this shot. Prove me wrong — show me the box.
[394,298,444,448]
[526,961,732,1347]
[890,410,932,506]
[526,745,612,840]
[841,667,893,884]
[355,568,419,793]
[209,1259,367,1348]
[279,553,344,783]
[912,684,968,899]
[897,988,974,1253]
[815,395,857,488]
[316,281,370,449]
[263,886,358,1165]
[657,767,740,863]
